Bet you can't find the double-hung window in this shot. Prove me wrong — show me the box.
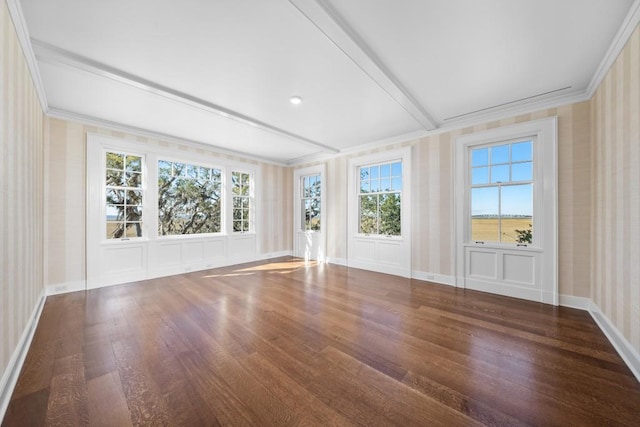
[232,171,251,232]
[301,174,321,231]
[358,161,402,236]
[470,140,534,244]
[105,151,144,239]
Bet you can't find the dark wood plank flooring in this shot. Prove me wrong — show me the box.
[3,257,640,426]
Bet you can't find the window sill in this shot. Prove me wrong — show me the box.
[463,242,542,252]
[354,234,403,241]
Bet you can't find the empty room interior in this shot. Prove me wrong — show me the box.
[2,0,640,425]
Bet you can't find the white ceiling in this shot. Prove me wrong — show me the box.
[17,0,636,164]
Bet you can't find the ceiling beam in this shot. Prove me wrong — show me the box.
[288,0,438,130]
[31,40,339,155]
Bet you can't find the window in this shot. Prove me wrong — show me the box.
[358,161,402,236]
[232,171,251,232]
[105,151,144,239]
[301,174,321,231]
[157,160,222,235]
[470,140,533,244]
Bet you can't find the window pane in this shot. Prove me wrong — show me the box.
[126,172,142,187]
[125,156,141,172]
[307,199,321,231]
[158,161,172,179]
[125,206,142,221]
[233,221,242,232]
[391,177,402,191]
[126,190,142,205]
[379,193,401,235]
[501,184,533,243]
[370,178,380,193]
[312,175,321,197]
[501,184,532,216]
[360,179,370,193]
[106,170,124,186]
[359,195,377,234]
[471,187,499,242]
[106,205,122,221]
[106,189,124,204]
[106,153,124,170]
[107,222,123,239]
[490,145,509,164]
[391,162,402,177]
[380,163,390,178]
[471,148,488,167]
[472,167,489,185]
[491,165,509,183]
[125,223,143,238]
[360,167,370,180]
[173,163,186,176]
[198,167,210,180]
[380,177,391,192]
[370,165,379,179]
[511,162,533,181]
[511,141,532,162]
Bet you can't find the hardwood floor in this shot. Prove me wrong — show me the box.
[3,257,640,426]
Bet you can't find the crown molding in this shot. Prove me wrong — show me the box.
[46,108,289,167]
[287,87,590,167]
[288,0,437,130]
[31,40,338,156]
[5,0,48,111]
[587,0,640,97]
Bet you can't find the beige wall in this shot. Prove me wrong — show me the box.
[1,1,45,382]
[591,24,640,354]
[45,118,292,287]
[312,101,592,297]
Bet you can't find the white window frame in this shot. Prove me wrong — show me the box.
[87,133,261,289]
[468,137,537,246]
[347,147,411,277]
[293,164,327,262]
[229,169,255,234]
[102,148,147,242]
[299,172,322,232]
[156,158,225,238]
[454,117,558,304]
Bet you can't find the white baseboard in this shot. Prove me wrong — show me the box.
[412,270,456,287]
[588,300,640,383]
[46,280,86,296]
[0,289,47,421]
[558,294,591,310]
[557,295,640,383]
[326,257,347,266]
[256,250,293,261]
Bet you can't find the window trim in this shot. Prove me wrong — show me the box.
[230,170,254,234]
[102,148,148,243]
[347,147,412,277]
[299,172,322,233]
[454,117,558,305]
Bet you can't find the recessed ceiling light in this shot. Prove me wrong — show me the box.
[290,96,303,105]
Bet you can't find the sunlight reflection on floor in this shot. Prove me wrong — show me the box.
[201,260,318,278]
